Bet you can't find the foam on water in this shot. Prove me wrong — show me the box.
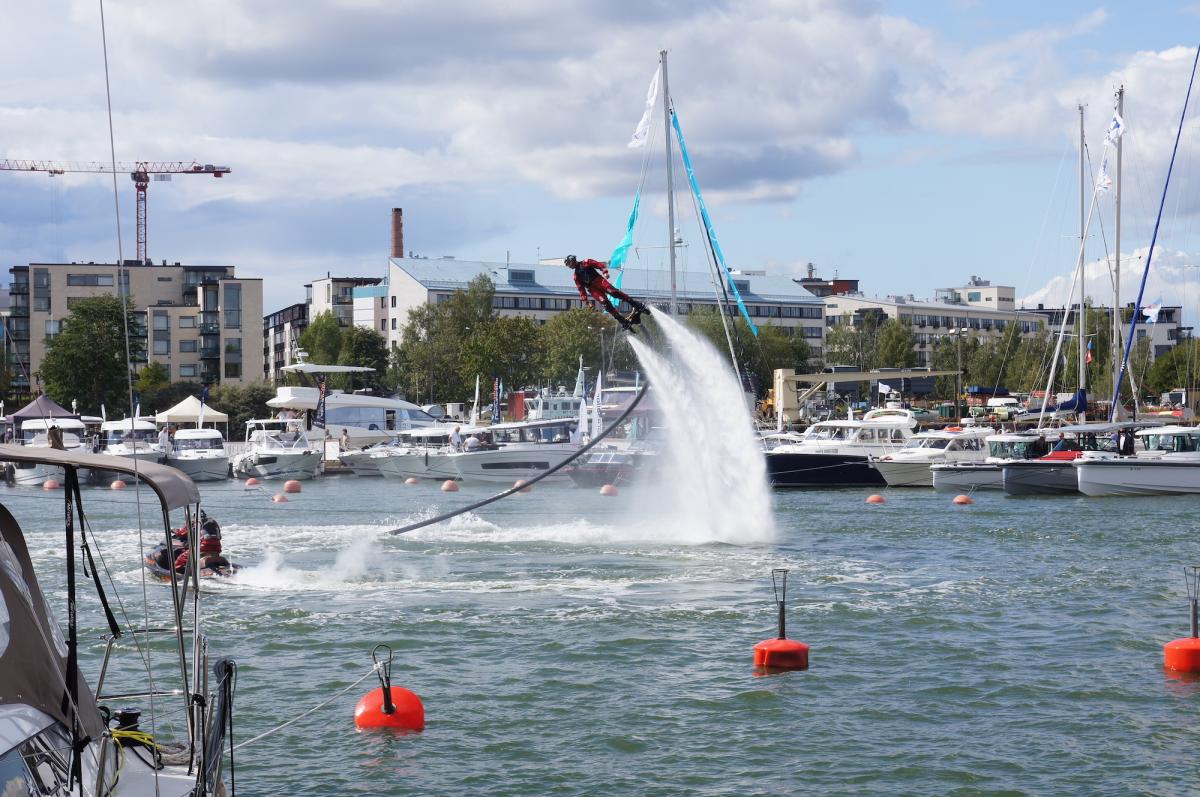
[627,312,775,544]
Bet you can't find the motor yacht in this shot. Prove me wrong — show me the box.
[1074,425,1200,496]
[930,430,1049,492]
[764,408,917,488]
[231,419,322,480]
[1001,422,1159,495]
[6,417,88,486]
[445,419,579,483]
[338,436,406,476]
[870,426,993,487]
[90,417,166,482]
[164,427,230,482]
[375,426,480,481]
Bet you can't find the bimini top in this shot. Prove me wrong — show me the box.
[0,444,200,510]
[173,427,224,441]
[101,417,158,432]
[281,362,375,374]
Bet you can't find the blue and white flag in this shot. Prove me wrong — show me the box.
[1145,298,1164,324]
[1105,110,1125,144]
[628,65,660,148]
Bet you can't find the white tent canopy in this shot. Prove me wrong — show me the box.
[154,395,228,424]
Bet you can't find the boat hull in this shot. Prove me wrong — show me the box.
[233,450,321,480]
[377,451,459,481]
[872,460,933,488]
[166,455,230,482]
[90,449,165,483]
[1075,459,1200,496]
[451,447,577,483]
[6,460,65,487]
[931,463,1003,492]
[1001,461,1079,495]
[339,450,383,476]
[766,453,885,488]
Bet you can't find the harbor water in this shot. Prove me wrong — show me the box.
[11,478,1200,795]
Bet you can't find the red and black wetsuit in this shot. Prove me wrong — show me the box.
[570,259,645,324]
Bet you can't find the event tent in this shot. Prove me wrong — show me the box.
[154,395,228,424]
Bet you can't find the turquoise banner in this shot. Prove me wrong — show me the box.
[609,190,640,289]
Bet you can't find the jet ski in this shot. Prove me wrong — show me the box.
[143,541,241,580]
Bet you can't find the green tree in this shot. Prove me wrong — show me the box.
[541,308,611,383]
[337,326,390,389]
[299,311,343,365]
[875,319,917,368]
[1145,339,1200,397]
[39,295,142,414]
[684,307,810,396]
[210,381,277,440]
[133,362,170,413]
[460,316,546,391]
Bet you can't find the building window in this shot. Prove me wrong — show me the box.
[224,362,242,379]
[153,312,169,331]
[224,283,242,329]
[45,320,60,338]
[225,338,242,358]
[180,364,197,378]
[180,316,197,328]
[67,274,115,287]
[390,296,396,308]
[391,318,397,330]
[180,340,197,353]
[508,270,535,285]
[153,339,170,355]
[967,291,981,302]
[35,297,51,311]
[380,320,387,332]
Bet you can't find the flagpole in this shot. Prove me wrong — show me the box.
[1113,85,1124,415]
[1076,104,1087,421]
[661,49,678,319]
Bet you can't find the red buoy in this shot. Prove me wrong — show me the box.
[43,480,60,491]
[271,493,288,503]
[952,494,973,505]
[404,477,420,485]
[244,477,260,488]
[354,685,425,731]
[111,480,127,490]
[283,479,303,493]
[866,494,885,504]
[441,480,459,492]
[513,479,532,493]
[754,637,809,670]
[1165,567,1200,673]
[599,483,619,497]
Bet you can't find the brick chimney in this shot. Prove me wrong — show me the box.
[390,208,404,259]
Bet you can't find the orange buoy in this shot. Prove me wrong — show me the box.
[441,480,459,492]
[1164,638,1200,673]
[244,477,260,488]
[754,637,810,671]
[43,479,60,490]
[354,685,425,731]
[865,494,885,504]
[952,494,973,505]
[754,568,809,672]
[111,480,127,490]
[404,477,420,485]
[513,479,532,493]
[283,479,302,493]
[271,493,288,503]
[599,483,619,497]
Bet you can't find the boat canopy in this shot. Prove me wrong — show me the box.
[20,418,86,431]
[280,363,375,374]
[912,426,994,439]
[0,444,200,510]
[1055,420,1165,434]
[155,395,229,424]
[101,417,157,432]
[1135,424,1194,437]
[484,418,577,431]
[404,425,483,439]
[174,427,224,441]
[5,395,76,424]
[266,386,422,411]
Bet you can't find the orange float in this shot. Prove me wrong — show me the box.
[283,479,303,493]
[754,568,809,672]
[1164,567,1200,674]
[441,480,459,492]
[865,494,885,504]
[952,494,973,505]
[599,484,619,497]
[43,480,60,490]
[271,493,288,503]
[513,479,532,493]
[111,480,127,490]
[354,686,425,731]
[404,477,420,485]
[244,477,260,488]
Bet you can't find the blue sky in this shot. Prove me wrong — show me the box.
[3,1,1200,318]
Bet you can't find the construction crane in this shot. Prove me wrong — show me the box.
[0,160,230,262]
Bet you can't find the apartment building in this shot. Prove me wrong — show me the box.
[306,275,383,328]
[262,302,309,383]
[8,261,263,392]
[1022,303,1187,361]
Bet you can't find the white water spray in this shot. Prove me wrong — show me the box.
[627,313,775,544]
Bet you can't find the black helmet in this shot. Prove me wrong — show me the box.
[564,255,578,267]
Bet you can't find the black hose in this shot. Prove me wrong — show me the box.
[388,383,649,536]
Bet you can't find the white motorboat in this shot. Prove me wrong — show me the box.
[871,426,993,487]
[0,445,234,794]
[232,419,322,480]
[930,430,1050,492]
[376,426,487,481]
[338,437,406,476]
[90,417,166,482]
[1075,425,1200,496]
[267,362,439,448]
[6,417,88,486]
[446,419,579,483]
[164,427,230,482]
[765,408,918,488]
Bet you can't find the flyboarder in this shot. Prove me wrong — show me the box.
[565,255,650,332]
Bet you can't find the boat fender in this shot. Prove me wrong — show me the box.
[946,426,963,432]
[355,645,424,731]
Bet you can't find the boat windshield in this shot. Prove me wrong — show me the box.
[175,437,223,451]
[906,438,950,450]
[1143,432,1200,453]
[989,439,1048,459]
[806,426,847,441]
[106,429,157,446]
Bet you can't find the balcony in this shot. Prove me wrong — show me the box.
[9,283,28,295]
[200,347,221,359]
[200,322,220,334]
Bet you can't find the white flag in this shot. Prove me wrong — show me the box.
[1097,153,1112,193]
[1145,297,1164,324]
[627,65,661,148]
[1105,110,1125,144]
[878,382,892,394]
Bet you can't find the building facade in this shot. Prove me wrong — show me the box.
[1022,303,1187,361]
[262,302,309,383]
[306,275,383,328]
[8,261,262,392]
[374,257,828,359]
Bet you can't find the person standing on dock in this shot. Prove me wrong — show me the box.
[450,425,463,451]
[339,428,350,450]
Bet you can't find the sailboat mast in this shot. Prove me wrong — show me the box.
[660,49,678,319]
[1113,86,1124,411]
[1076,104,1087,413]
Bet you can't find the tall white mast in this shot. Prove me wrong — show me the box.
[1076,104,1087,418]
[661,49,678,319]
[1113,86,1124,412]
